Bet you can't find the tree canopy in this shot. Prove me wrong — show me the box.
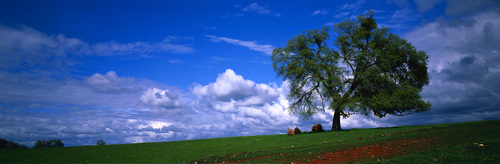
[34,139,64,148]
[0,138,27,149]
[271,11,431,130]
[96,139,106,146]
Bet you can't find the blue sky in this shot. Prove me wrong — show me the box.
[1,0,499,147]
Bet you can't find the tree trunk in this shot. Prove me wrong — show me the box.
[332,110,342,131]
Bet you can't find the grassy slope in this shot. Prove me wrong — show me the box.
[1,119,499,163]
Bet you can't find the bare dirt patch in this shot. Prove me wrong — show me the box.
[301,138,434,164]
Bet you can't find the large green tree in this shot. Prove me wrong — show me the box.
[271,11,431,131]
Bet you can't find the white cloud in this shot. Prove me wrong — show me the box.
[192,69,259,102]
[3,67,464,147]
[85,71,143,93]
[168,59,183,64]
[212,57,232,61]
[92,37,194,56]
[378,8,419,31]
[337,0,363,11]
[0,25,194,72]
[334,0,365,20]
[4,8,500,147]
[312,10,328,16]
[0,70,156,110]
[190,69,302,133]
[324,21,335,27]
[242,3,280,17]
[334,12,350,18]
[136,120,173,130]
[140,88,183,109]
[338,3,357,11]
[404,10,500,124]
[205,35,275,55]
[243,3,270,14]
[405,11,500,72]
[0,25,89,71]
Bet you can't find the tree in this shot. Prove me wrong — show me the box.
[271,11,431,131]
[96,139,106,146]
[0,138,27,149]
[53,139,64,147]
[34,139,64,148]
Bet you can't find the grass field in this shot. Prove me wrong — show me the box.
[1,119,499,163]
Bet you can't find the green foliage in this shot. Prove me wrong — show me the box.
[34,139,64,148]
[271,11,431,128]
[0,138,27,149]
[272,26,343,119]
[96,139,106,146]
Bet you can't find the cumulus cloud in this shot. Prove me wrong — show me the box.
[2,67,460,147]
[140,88,183,109]
[205,35,275,55]
[189,70,301,135]
[85,71,143,93]
[192,69,257,102]
[192,69,280,107]
[0,68,302,147]
[405,11,500,122]
[406,11,500,72]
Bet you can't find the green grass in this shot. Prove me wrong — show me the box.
[1,119,499,163]
[376,120,500,163]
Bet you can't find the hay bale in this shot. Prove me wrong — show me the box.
[312,124,325,132]
[287,127,301,135]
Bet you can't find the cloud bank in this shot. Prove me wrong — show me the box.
[0,68,329,147]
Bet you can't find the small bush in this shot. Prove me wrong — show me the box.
[96,139,106,145]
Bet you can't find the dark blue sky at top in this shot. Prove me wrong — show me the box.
[0,0,446,87]
[0,0,499,147]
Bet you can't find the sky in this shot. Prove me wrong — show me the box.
[0,0,499,147]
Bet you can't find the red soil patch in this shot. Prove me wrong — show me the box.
[302,138,434,164]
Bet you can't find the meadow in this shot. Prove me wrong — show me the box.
[1,119,498,163]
